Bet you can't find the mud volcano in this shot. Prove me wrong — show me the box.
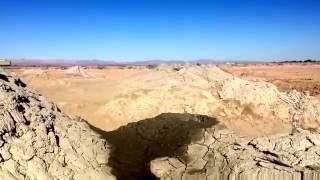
[96,65,320,179]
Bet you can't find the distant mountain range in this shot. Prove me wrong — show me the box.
[11,59,119,66]
[9,58,319,66]
[10,59,232,66]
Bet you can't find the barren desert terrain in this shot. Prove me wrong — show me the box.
[2,0,320,178]
[3,63,320,179]
[8,63,320,134]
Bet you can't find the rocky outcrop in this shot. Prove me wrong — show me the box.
[150,124,320,180]
[0,70,114,179]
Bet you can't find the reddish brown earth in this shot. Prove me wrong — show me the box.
[219,63,320,100]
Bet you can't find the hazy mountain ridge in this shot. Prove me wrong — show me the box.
[10,58,265,66]
[10,58,320,67]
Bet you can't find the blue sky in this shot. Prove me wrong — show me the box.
[0,0,319,61]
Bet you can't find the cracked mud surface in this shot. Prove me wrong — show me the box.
[151,126,320,179]
[0,70,115,179]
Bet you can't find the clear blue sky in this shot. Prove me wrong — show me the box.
[0,0,319,61]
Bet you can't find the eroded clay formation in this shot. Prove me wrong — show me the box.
[0,70,115,179]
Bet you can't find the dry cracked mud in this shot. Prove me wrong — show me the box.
[151,126,320,180]
[0,69,115,179]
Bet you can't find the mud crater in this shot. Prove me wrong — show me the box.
[90,113,218,179]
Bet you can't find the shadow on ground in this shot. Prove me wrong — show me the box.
[89,113,219,180]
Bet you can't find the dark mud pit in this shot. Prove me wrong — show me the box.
[89,113,218,180]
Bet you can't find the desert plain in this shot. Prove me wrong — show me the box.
[2,62,320,179]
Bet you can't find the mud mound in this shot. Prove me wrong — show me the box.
[65,66,90,77]
[0,71,114,179]
[100,65,320,135]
